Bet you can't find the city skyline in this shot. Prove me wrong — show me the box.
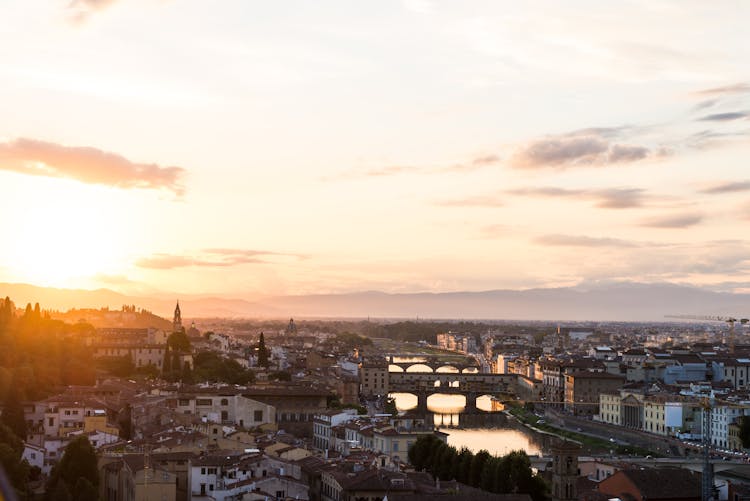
[2,0,750,298]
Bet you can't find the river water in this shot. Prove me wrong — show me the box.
[388,357,545,456]
[389,392,543,457]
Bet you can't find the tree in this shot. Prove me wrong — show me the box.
[453,447,472,484]
[469,449,491,487]
[47,480,72,501]
[2,384,27,441]
[384,397,398,416]
[118,404,132,441]
[48,436,99,493]
[163,343,172,374]
[73,477,99,501]
[480,456,498,491]
[0,442,30,494]
[167,331,191,352]
[182,360,193,383]
[740,416,750,449]
[257,332,269,368]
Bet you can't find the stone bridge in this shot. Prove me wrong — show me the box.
[386,354,481,373]
[388,371,526,413]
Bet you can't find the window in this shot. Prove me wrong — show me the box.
[207,468,217,475]
[178,399,190,406]
[221,399,229,406]
[201,468,206,475]
[196,399,212,406]
[254,410,263,422]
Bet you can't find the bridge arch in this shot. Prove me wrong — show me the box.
[388,364,404,372]
[405,363,433,372]
[435,365,460,373]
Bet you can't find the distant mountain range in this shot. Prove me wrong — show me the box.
[0,281,748,322]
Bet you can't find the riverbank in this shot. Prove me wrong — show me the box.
[506,405,657,456]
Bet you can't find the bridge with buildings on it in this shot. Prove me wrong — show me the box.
[385,354,481,373]
[388,371,540,413]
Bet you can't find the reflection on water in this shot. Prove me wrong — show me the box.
[390,393,499,414]
[444,428,542,457]
[390,392,543,456]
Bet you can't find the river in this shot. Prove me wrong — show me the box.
[389,392,543,457]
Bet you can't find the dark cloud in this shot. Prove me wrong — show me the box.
[699,181,750,194]
[0,138,185,195]
[511,129,653,169]
[693,99,719,111]
[593,188,646,209]
[698,111,749,122]
[694,83,750,96]
[535,234,639,248]
[136,249,303,269]
[507,186,647,209]
[607,144,650,163]
[640,214,703,229]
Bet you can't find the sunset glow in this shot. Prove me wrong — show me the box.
[1,0,749,299]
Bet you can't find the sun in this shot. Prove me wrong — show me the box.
[7,183,129,288]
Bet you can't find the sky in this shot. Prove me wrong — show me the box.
[1,0,749,298]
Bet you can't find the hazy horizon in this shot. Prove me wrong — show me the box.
[2,1,749,299]
[2,280,748,322]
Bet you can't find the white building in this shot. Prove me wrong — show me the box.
[313,410,358,451]
[175,393,275,428]
[711,402,750,449]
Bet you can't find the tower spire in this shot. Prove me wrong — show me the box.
[173,300,182,332]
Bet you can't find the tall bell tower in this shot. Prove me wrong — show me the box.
[173,301,183,332]
[551,440,580,501]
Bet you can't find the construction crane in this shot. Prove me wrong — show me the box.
[665,315,749,354]
[700,395,715,501]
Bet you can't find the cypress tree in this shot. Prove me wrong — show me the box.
[163,344,171,375]
[257,332,269,368]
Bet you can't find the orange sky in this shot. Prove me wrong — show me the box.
[1,0,749,297]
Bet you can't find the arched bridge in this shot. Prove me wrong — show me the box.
[389,372,532,413]
[386,354,481,373]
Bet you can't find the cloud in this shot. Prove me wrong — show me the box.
[434,195,504,207]
[510,129,653,169]
[328,153,500,180]
[0,138,185,195]
[698,111,749,122]
[699,181,750,194]
[640,213,703,228]
[507,186,647,209]
[136,248,302,269]
[67,0,118,23]
[593,188,646,209]
[535,234,639,248]
[694,83,750,96]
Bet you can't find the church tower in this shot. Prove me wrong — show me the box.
[173,301,183,332]
[286,318,297,335]
[551,440,580,501]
